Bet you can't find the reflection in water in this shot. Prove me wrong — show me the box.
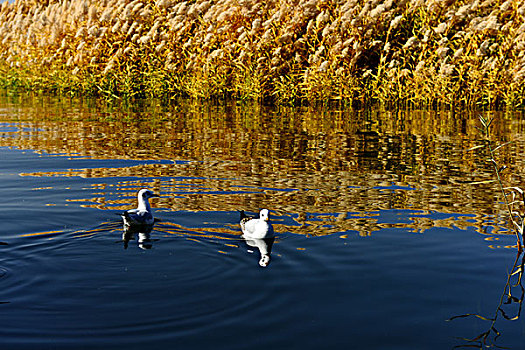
[121,223,155,250]
[244,237,275,267]
[449,251,525,348]
[3,96,525,347]
[1,96,525,243]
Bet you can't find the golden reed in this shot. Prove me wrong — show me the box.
[0,0,524,107]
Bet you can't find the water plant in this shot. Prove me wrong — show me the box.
[447,115,525,348]
[0,0,525,107]
[448,250,525,348]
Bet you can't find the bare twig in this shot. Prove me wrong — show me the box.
[478,115,523,250]
[449,251,525,348]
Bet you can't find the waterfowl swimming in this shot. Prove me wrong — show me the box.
[120,189,159,226]
[239,209,274,239]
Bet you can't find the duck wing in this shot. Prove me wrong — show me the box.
[122,209,154,225]
[241,217,257,236]
[239,210,254,232]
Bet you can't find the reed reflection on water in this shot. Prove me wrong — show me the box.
[1,96,525,242]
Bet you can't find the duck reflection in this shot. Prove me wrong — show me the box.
[244,237,275,267]
[121,223,155,250]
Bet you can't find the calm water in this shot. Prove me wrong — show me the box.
[1,96,525,349]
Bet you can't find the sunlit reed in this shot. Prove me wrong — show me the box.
[0,0,524,107]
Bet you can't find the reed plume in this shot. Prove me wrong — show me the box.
[0,0,523,107]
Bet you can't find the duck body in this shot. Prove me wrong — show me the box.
[239,209,274,239]
[121,189,159,226]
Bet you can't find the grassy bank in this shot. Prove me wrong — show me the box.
[1,0,524,107]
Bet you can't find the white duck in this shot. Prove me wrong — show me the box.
[239,209,274,239]
[121,189,159,226]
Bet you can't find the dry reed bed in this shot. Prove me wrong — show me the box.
[0,0,524,107]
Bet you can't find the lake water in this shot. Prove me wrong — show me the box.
[1,95,525,349]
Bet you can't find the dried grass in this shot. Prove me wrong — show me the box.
[0,0,524,108]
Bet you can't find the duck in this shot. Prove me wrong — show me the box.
[120,189,159,226]
[239,209,274,239]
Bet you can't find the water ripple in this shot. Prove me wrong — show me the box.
[0,266,8,279]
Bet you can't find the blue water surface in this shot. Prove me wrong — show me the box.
[0,146,523,350]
